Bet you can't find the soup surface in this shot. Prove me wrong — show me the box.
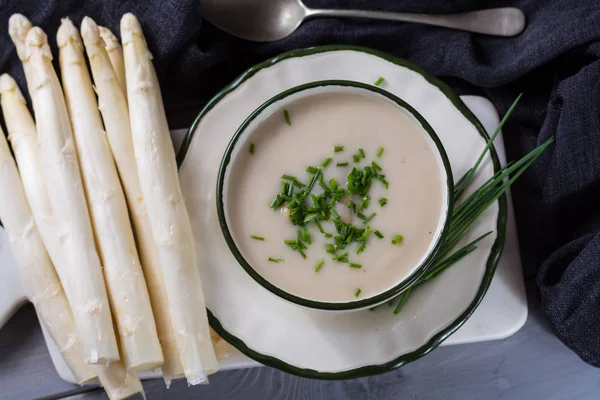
[224,91,446,303]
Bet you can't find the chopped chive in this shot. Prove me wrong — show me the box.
[392,235,404,245]
[349,263,363,269]
[329,177,338,190]
[268,257,284,263]
[297,247,307,259]
[282,174,296,181]
[250,235,265,241]
[321,157,333,167]
[330,208,340,219]
[374,77,385,86]
[359,148,365,158]
[377,175,389,189]
[249,143,255,154]
[353,154,361,163]
[284,109,291,125]
[360,196,371,211]
[292,179,304,188]
[326,243,335,254]
[333,252,349,262]
[302,228,311,244]
[336,162,349,167]
[315,259,325,272]
[347,199,357,214]
[356,242,366,254]
[374,230,384,239]
[306,166,319,174]
[315,220,325,234]
[377,147,384,157]
[363,212,377,224]
[371,161,382,172]
[324,233,333,238]
[334,145,344,153]
[354,288,362,297]
[378,198,388,207]
[356,211,366,220]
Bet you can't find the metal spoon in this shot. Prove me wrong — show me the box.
[200,0,526,42]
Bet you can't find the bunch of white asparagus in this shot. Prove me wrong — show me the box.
[0,13,234,400]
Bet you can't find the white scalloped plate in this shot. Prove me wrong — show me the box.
[177,46,507,379]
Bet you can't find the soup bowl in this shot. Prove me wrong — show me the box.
[217,80,453,311]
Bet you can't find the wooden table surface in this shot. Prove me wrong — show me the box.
[2,281,598,400]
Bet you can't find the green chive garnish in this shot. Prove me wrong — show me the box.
[333,252,349,262]
[250,235,265,241]
[354,288,362,297]
[333,145,344,153]
[336,162,349,167]
[321,157,333,167]
[306,166,319,174]
[302,228,311,244]
[268,257,284,263]
[315,259,325,273]
[374,230,384,239]
[349,263,362,269]
[326,243,335,254]
[353,154,361,163]
[374,77,385,86]
[281,174,296,181]
[371,161,382,172]
[360,196,371,211]
[377,147,384,157]
[392,235,404,245]
[379,198,388,207]
[249,143,255,154]
[284,109,291,125]
[359,148,365,158]
[363,212,377,224]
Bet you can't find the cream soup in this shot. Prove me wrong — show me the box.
[224,91,446,303]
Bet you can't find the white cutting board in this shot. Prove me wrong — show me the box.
[0,96,527,383]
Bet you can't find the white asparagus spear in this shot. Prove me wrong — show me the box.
[0,127,95,384]
[0,74,68,287]
[80,16,184,384]
[98,25,127,100]
[24,25,119,364]
[57,18,163,373]
[121,13,218,384]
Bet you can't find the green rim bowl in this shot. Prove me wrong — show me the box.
[216,80,454,311]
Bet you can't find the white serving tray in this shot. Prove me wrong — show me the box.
[0,95,526,383]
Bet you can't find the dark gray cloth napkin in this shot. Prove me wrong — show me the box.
[1,0,600,368]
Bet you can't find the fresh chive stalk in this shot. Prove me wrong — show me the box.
[389,95,554,315]
[268,258,284,263]
[321,157,333,167]
[354,288,362,297]
[284,109,291,126]
[374,77,385,86]
[249,143,255,154]
[250,235,265,241]
[378,197,387,207]
[377,147,384,157]
[391,235,403,245]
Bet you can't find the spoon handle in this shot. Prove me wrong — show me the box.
[304,7,526,37]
